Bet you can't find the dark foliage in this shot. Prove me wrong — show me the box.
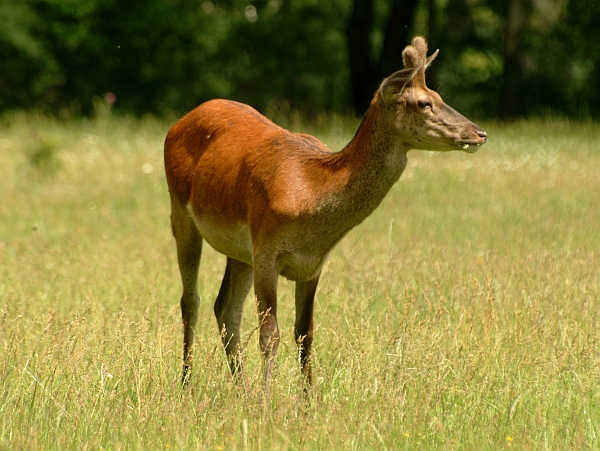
[0,0,598,118]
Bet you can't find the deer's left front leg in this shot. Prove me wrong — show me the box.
[295,273,320,387]
[253,257,280,395]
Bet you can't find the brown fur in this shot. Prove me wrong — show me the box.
[164,36,487,391]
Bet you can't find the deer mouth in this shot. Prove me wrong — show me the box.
[456,131,487,152]
[457,141,483,153]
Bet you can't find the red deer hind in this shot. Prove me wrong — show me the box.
[164,36,487,391]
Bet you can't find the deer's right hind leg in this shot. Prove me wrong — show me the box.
[170,201,203,385]
[214,257,254,381]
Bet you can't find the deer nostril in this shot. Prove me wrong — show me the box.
[475,130,487,142]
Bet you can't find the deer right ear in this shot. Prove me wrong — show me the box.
[380,62,423,104]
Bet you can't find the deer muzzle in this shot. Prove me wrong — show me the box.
[456,129,487,153]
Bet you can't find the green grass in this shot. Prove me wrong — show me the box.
[0,112,599,450]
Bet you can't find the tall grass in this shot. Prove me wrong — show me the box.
[0,112,598,450]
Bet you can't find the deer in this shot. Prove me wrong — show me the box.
[164,36,487,393]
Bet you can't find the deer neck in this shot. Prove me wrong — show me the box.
[314,105,409,228]
[327,103,408,215]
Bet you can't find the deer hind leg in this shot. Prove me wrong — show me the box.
[253,257,280,395]
[170,200,203,385]
[214,257,254,380]
[295,274,320,387]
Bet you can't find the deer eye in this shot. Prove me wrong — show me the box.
[417,100,432,109]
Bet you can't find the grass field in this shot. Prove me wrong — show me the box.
[0,111,599,450]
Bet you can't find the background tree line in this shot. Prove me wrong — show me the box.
[1,0,598,119]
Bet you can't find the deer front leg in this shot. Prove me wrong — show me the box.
[295,274,320,387]
[253,257,280,395]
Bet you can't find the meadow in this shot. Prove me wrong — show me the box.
[0,111,598,450]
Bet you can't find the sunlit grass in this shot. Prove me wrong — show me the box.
[0,113,599,450]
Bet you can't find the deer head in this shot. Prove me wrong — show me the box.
[379,36,487,153]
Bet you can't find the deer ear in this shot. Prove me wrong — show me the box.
[380,62,423,104]
[425,49,439,70]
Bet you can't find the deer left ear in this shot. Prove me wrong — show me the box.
[425,49,439,70]
[380,61,423,104]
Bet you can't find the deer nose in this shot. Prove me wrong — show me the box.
[475,130,487,143]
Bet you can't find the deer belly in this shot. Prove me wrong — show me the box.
[277,251,329,282]
[187,205,253,265]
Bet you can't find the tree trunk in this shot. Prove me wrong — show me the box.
[346,0,374,114]
[426,0,440,88]
[346,0,419,114]
[376,0,419,82]
[499,0,528,118]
